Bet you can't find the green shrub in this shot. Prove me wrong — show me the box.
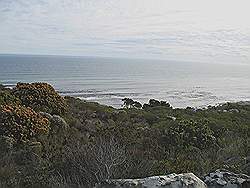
[13,83,67,115]
[156,146,217,175]
[164,119,217,150]
[0,91,21,106]
[0,105,50,143]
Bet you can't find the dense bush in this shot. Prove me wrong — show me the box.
[13,83,67,115]
[0,91,21,106]
[0,104,50,143]
[164,119,217,150]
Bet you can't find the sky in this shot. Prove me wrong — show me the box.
[0,0,250,64]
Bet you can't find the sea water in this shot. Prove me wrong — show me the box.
[1,54,250,108]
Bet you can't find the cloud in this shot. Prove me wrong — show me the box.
[0,0,249,63]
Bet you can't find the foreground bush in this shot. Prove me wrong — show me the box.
[13,83,67,115]
[0,105,50,143]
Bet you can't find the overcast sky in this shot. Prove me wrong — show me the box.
[0,0,250,63]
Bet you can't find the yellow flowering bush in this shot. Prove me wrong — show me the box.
[0,105,50,143]
[13,83,67,115]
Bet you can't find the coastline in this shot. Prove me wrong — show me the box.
[2,82,250,109]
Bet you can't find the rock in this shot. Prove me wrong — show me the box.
[203,169,250,188]
[96,173,207,188]
[96,170,250,188]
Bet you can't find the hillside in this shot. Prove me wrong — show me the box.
[0,83,249,187]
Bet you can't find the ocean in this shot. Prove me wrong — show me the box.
[1,54,250,108]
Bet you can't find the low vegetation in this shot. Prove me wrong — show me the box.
[0,83,249,187]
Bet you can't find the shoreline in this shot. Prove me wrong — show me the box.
[2,82,250,110]
[74,95,250,110]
